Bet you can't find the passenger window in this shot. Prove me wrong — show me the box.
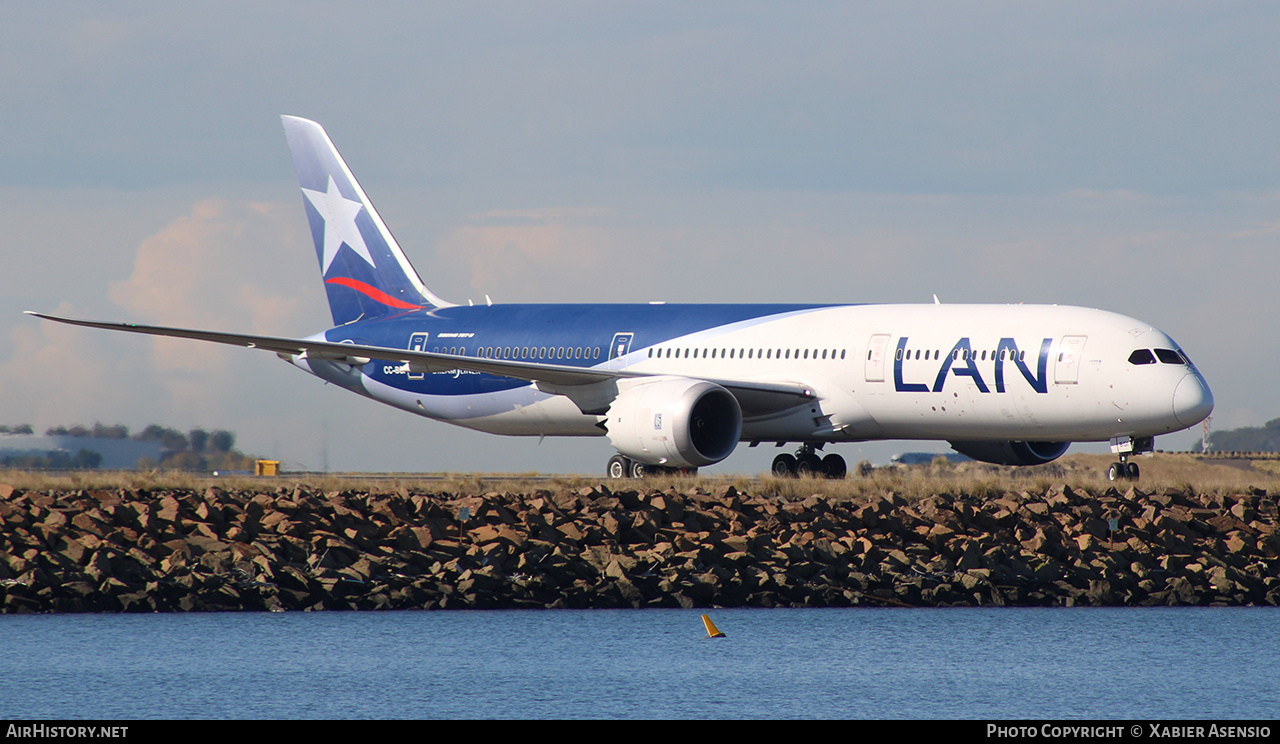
[1128,349,1157,365]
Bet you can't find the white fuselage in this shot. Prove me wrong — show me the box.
[301,303,1213,447]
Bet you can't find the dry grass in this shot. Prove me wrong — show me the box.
[2,452,1275,502]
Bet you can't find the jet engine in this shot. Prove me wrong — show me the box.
[605,377,742,468]
[947,440,1071,466]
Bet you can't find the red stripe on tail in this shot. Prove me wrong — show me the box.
[325,277,425,310]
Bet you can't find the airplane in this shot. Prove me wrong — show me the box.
[28,116,1214,482]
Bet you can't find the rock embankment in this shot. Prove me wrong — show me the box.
[1,482,1278,612]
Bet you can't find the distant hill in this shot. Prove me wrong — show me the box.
[1195,417,1280,453]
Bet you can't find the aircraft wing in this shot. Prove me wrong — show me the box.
[26,312,815,414]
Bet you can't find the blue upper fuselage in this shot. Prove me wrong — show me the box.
[324,302,836,396]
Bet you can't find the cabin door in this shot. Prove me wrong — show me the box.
[1054,335,1087,385]
[609,332,634,368]
[865,334,891,383]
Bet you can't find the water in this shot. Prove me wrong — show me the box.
[0,607,1275,719]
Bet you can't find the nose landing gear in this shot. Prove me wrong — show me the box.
[1107,459,1140,482]
[1107,435,1153,482]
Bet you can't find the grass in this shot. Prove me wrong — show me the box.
[1,453,1274,502]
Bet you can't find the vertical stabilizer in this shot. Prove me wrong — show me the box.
[281,116,454,325]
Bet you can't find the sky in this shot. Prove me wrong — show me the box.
[2,2,1277,474]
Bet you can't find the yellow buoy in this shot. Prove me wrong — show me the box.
[701,614,726,638]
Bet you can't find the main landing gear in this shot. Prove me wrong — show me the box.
[771,444,846,479]
[607,454,697,479]
[1107,435,1153,482]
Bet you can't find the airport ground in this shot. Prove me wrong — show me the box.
[1,452,1277,612]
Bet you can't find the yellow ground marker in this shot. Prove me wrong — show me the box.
[701,614,726,638]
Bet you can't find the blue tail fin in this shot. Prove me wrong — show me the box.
[281,116,453,325]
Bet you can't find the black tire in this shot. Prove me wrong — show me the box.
[629,460,650,478]
[607,455,629,479]
[1107,463,1122,482]
[1125,462,1140,480]
[822,453,847,479]
[796,454,822,477]
[772,454,797,477]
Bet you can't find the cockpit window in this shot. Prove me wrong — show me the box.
[1128,349,1156,365]
[1154,348,1185,365]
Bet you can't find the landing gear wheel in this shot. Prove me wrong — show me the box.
[629,460,650,478]
[796,454,822,477]
[1108,460,1140,481]
[821,453,847,479]
[772,454,797,477]
[607,455,629,479]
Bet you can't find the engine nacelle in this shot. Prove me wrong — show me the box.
[947,440,1071,466]
[605,377,742,468]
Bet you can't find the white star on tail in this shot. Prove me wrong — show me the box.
[301,175,376,273]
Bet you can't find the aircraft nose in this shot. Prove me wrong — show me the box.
[1173,372,1214,427]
